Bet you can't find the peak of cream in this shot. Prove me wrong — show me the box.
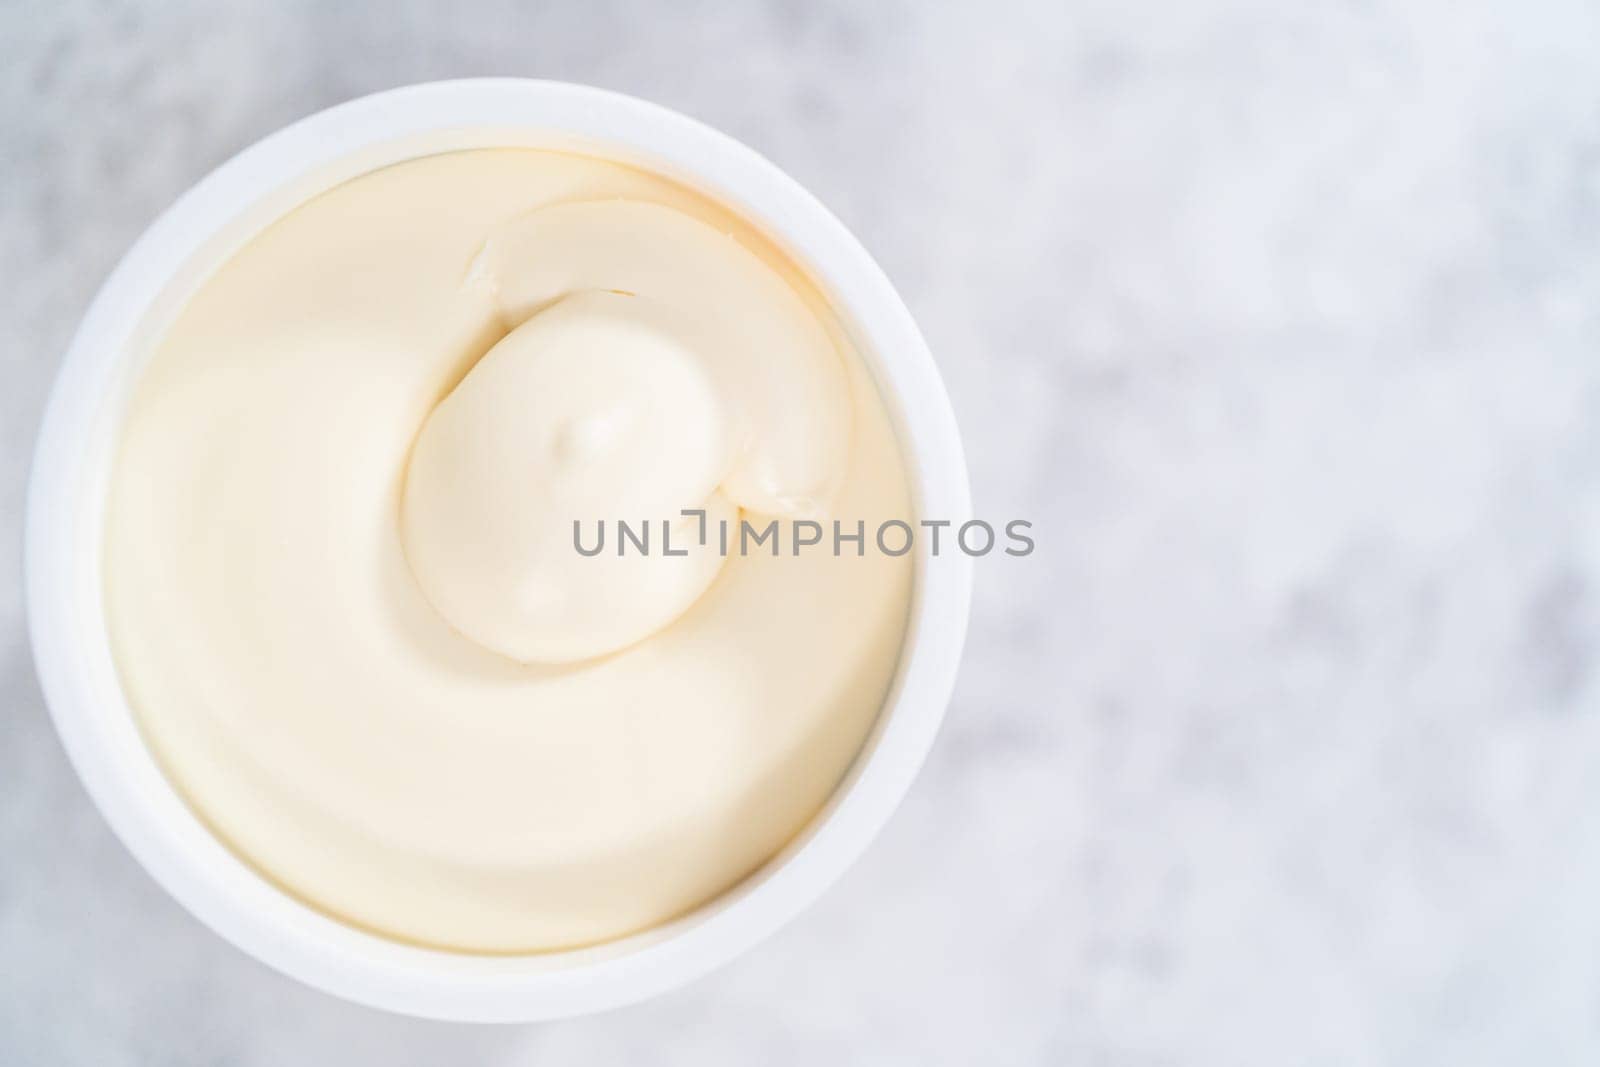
[104,150,912,952]
[402,199,851,664]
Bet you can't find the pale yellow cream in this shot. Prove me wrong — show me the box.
[104,149,913,952]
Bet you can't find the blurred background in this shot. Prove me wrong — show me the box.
[5,1,1600,1063]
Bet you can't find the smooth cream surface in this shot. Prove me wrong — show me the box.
[105,149,913,952]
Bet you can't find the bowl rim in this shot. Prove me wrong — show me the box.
[24,78,972,1022]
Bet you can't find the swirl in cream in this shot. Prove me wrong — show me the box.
[403,200,851,663]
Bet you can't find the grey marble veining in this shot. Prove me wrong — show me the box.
[5,1,1600,1063]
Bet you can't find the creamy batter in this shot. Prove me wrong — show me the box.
[105,149,913,952]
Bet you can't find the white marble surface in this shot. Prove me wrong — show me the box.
[6,1,1600,1062]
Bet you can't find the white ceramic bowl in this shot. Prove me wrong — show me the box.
[25,79,971,1022]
